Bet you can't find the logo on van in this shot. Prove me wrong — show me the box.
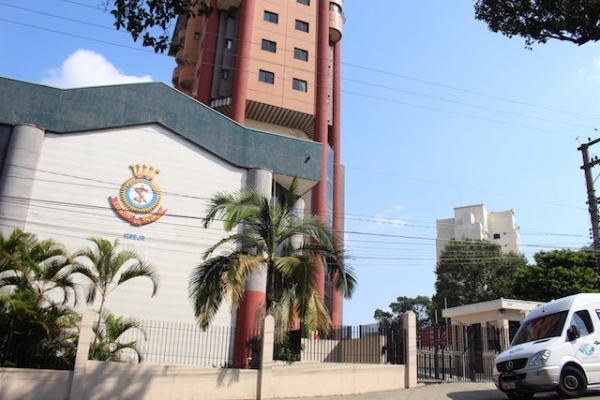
[508,347,524,354]
[580,344,595,356]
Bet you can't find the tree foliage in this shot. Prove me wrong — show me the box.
[0,230,80,369]
[91,311,146,363]
[434,239,527,309]
[107,0,213,53]
[0,230,159,368]
[374,295,432,328]
[189,178,356,335]
[474,0,600,47]
[73,237,159,359]
[513,249,599,302]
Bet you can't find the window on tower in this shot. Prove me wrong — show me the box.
[225,39,233,50]
[294,48,308,61]
[259,70,275,84]
[261,39,277,53]
[292,78,307,92]
[295,20,309,32]
[264,11,279,23]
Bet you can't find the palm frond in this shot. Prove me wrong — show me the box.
[116,262,160,297]
[189,251,263,329]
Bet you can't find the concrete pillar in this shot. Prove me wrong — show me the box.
[257,315,275,399]
[0,123,45,236]
[497,318,511,350]
[289,198,305,250]
[403,311,418,388]
[233,168,273,367]
[70,310,95,400]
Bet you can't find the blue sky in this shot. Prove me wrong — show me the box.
[1,1,599,326]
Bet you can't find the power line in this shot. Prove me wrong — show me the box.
[0,1,597,139]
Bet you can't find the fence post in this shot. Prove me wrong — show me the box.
[467,326,478,382]
[70,309,95,400]
[257,315,275,399]
[403,311,417,388]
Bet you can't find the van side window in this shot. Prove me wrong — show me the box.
[570,310,594,336]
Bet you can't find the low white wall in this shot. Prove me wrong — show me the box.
[0,367,72,400]
[82,361,257,400]
[0,362,405,400]
[271,361,405,398]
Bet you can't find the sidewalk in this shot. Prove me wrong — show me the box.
[275,381,584,400]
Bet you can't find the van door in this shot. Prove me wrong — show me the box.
[568,309,600,384]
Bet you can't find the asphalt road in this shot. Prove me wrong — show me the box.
[277,381,600,400]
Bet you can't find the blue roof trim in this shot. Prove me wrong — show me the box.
[0,77,321,182]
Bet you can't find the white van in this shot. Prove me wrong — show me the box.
[493,293,600,399]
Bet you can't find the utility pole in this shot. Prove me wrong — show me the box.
[579,138,600,284]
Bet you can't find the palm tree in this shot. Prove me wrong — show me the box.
[0,229,80,369]
[0,229,38,287]
[91,310,146,363]
[72,237,159,358]
[0,229,81,307]
[189,178,356,335]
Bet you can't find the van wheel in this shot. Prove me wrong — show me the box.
[506,392,533,400]
[557,365,587,398]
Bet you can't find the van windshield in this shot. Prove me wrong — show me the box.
[512,311,568,345]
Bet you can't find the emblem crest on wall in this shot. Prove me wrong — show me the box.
[109,164,168,226]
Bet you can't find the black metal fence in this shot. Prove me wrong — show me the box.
[417,324,510,381]
[92,318,406,368]
[93,319,260,368]
[295,321,405,364]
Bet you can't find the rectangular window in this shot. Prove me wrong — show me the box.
[264,11,278,23]
[297,0,309,4]
[493,233,501,239]
[194,32,200,40]
[259,70,275,84]
[292,78,307,92]
[222,69,230,80]
[225,39,233,49]
[261,39,277,53]
[295,20,309,32]
[294,48,308,61]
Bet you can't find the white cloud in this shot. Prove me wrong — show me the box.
[42,49,152,88]
[578,56,600,83]
[374,204,407,228]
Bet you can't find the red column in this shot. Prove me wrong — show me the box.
[196,7,220,104]
[233,291,265,368]
[330,40,343,328]
[230,0,255,123]
[312,0,330,299]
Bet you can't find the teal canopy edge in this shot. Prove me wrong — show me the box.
[0,77,322,182]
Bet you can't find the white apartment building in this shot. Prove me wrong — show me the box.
[436,204,521,260]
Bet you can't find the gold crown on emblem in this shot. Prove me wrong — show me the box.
[130,164,160,180]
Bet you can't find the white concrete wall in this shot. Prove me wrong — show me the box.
[271,362,405,398]
[0,368,72,400]
[0,362,406,400]
[23,124,246,327]
[488,210,521,254]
